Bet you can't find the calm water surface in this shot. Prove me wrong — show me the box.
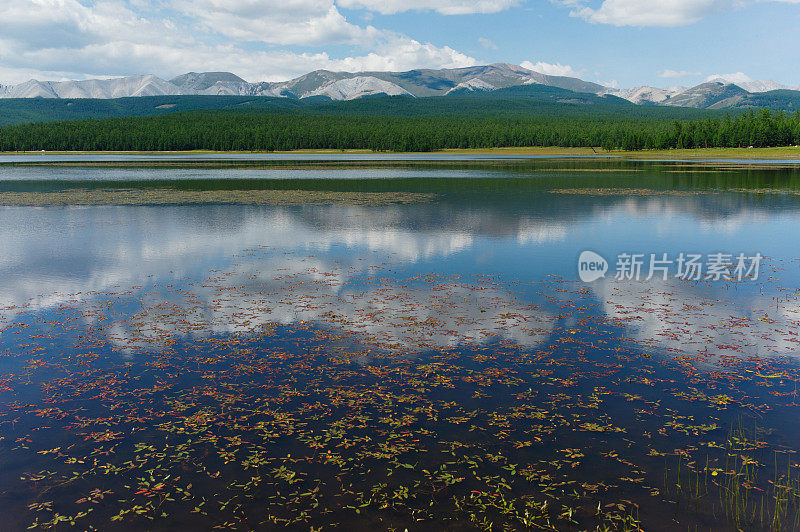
[1,159,800,531]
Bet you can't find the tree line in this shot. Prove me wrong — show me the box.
[0,107,798,152]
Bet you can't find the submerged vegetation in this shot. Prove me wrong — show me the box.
[0,188,436,206]
[2,251,800,530]
[2,161,800,530]
[0,102,799,152]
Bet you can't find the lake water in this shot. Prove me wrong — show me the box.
[1,158,800,530]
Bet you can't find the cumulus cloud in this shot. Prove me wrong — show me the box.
[337,0,521,15]
[0,0,476,84]
[521,60,581,77]
[563,0,800,27]
[705,71,752,84]
[177,0,374,46]
[556,0,743,26]
[572,0,736,26]
[657,69,701,78]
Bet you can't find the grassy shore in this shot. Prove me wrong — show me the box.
[442,146,800,159]
[1,146,800,160]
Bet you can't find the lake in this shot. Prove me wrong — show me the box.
[1,157,800,530]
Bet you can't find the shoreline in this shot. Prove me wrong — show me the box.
[1,146,799,161]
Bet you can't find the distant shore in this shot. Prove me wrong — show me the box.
[443,147,800,160]
[1,146,799,161]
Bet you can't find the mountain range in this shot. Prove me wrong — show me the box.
[1,63,799,111]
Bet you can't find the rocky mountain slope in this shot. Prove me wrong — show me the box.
[2,64,799,111]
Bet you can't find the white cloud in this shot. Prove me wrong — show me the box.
[553,0,800,26]
[521,60,581,77]
[564,0,739,27]
[177,0,374,46]
[0,0,476,84]
[336,0,522,15]
[657,69,701,78]
[705,71,752,84]
[478,37,498,49]
[2,41,475,84]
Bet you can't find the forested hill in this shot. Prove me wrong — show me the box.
[0,84,724,127]
[0,95,305,127]
[0,100,797,152]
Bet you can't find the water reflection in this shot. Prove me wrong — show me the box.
[595,277,800,360]
[0,183,798,364]
[4,165,800,530]
[108,263,556,354]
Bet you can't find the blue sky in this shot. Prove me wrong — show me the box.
[365,1,800,87]
[0,0,798,88]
